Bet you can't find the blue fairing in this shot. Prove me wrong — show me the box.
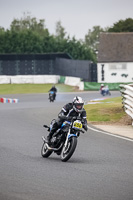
[50,91,54,94]
[61,121,71,128]
[68,134,77,138]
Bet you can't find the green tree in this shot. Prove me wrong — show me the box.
[0,27,5,53]
[10,12,49,36]
[0,13,96,61]
[62,37,96,61]
[84,26,104,50]
[55,21,66,40]
[108,18,133,32]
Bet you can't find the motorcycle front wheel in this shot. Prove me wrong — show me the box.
[50,97,54,102]
[60,137,77,162]
[41,142,53,158]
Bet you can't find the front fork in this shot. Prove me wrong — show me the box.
[64,128,70,148]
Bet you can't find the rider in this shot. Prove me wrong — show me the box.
[46,96,88,144]
[100,84,105,95]
[49,85,57,100]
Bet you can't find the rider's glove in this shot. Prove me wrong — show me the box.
[59,115,71,121]
[61,115,68,120]
[83,124,88,131]
[66,116,73,121]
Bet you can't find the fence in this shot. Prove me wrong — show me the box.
[119,84,133,125]
[0,53,97,82]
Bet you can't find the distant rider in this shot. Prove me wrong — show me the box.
[46,96,88,144]
[49,85,57,100]
[100,84,111,96]
[100,84,105,95]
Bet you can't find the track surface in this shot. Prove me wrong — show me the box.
[0,91,133,200]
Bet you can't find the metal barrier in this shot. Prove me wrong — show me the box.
[119,84,133,125]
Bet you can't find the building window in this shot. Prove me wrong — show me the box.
[109,63,127,70]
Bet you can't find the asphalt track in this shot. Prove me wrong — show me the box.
[0,91,133,200]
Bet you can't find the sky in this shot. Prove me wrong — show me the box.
[0,0,133,40]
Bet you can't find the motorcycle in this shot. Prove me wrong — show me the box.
[100,85,111,96]
[49,91,55,102]
[41,117,85,162]
[101,89,111,96]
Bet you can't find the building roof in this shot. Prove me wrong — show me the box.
[97,32,133,62]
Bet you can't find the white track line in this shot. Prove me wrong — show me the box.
[87,125,133,142]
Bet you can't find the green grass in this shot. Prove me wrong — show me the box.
[84,97,127,123]
[0,84,79,94]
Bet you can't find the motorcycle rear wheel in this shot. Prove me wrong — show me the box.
[41,142,53,158]
[60,137,77,162]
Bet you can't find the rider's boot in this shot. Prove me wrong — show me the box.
[47,124,58,145]
[47,134,52,145]
[47,129,54,145]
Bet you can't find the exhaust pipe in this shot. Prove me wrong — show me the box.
[42,136,63,151]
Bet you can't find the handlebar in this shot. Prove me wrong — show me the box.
[43,125,49,128]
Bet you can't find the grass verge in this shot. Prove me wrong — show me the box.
[0,84,79,94]
[84,97,132,125]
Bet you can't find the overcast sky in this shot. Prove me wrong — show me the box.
[0,0,133,40]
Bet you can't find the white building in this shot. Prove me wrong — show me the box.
[97,32,133,83]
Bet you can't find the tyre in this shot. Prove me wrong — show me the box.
[41,142,53,158]
[60,137,77,162]
[50,96,54,102]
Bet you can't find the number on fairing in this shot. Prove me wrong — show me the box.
[73,121,82,129]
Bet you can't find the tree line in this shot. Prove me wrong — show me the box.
[0,13,133,63]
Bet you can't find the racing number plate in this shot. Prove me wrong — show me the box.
[73,121,82,129]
